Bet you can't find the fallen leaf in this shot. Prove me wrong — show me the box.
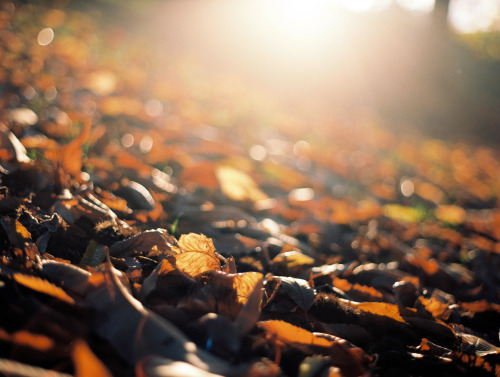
[0,328,55,352]
[45,119,91,188]
[347,300,407,324]
[177,233,216,256]
[13,273,75,305]
[435,205,467,225]
[72,339,113,377]
[258,320,332,348]
[172,251,221,277]
[216,165,268,202]
[274,276,315,311]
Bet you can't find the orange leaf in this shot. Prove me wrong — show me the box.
[332,278,384,301]
[13,273,75,305]
[458,300,500,314]
[181,160,219,190]
[418,297,450,320]
[435,205,467,225]
[258,320,332,348]
[173,252,221,277]
[177,233,216,256]
[72,339,112,377]
[233,271,263,305]
[45,119,91,187]
[0,328,55,351]
[348,301,407,324]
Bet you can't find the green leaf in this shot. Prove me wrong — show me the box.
[80,241,107,267]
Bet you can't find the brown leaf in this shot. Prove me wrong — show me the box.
[108,229,174,257]
[0,217,32,248]
[13,273,75,305]
[79,256,232,375]
[181,160,219,191]
[45,119,91,188]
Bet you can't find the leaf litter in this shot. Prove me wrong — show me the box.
[0,3,499,377]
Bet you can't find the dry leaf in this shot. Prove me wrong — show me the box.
[258,320,332,348]
[216,165,268,202]
[13,273,75,305]
[435,205,467,225]
[347,300,407,324]
[72,339,113,377]
[177,233,216,255]
[172,251,221,277]
[0,328,55,352]
[45,119,91,188]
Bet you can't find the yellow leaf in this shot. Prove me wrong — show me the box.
[216,165,268,202]
[383,204,423,223]
[13,273,75,305]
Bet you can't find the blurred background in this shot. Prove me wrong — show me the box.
[75,0,500,143]
[15,0,500,143]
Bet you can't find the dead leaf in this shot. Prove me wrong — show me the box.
[347,300,407,324]
[72,339,113,377]
[13,273,75,305]
[177,233,216,255]
[172,251,221,277]
[435,205,467,225]
[0,328,55,352]
[109,229,174,257]
[258,320,332,348]
[216,165,268,202]
[63,255,233,375]
[273,276,315,311]
[45,119,91,188]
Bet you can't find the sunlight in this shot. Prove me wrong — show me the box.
[449,0,500,33]
[245,0,341,53]
[397,0,435,13]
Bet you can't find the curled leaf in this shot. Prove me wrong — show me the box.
[80,241,107,267]
[273,276,315,311]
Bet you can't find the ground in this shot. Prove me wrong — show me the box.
[0,2,499,377]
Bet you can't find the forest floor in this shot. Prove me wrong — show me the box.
[0,3,499,377]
